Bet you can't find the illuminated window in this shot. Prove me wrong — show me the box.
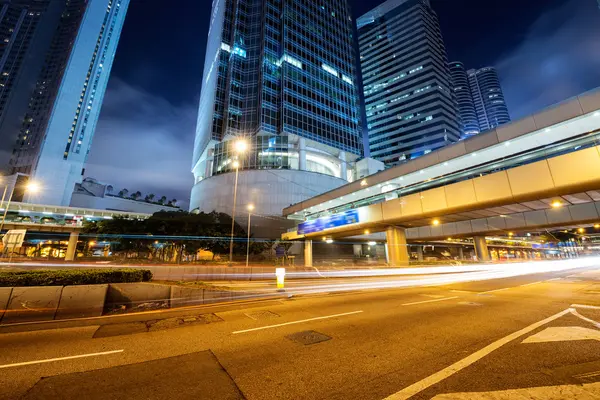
[322,64,338,77]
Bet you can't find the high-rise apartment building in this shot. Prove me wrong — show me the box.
[190,0,368,234]
[358,0,460,166]
[0,0,129,205]
[449,61,479,137]
[467,66,510,132]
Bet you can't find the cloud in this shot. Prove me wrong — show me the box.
[85,78,196,208]
[495,0,600,119]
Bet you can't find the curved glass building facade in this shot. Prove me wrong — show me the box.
[190,0,365,234]
[449,61,479,137]
[468,67,511,131]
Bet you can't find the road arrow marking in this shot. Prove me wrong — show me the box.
[522,326,600,343]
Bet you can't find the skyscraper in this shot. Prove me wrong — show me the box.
[190,0,365,234]
[0,0,129,205]
[467,66,511,131]
[449,61,479,137]
[358,0,460,166]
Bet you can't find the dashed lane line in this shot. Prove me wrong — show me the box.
[402,297,459,306]
[0,349,124,370]
[232,310,363,334]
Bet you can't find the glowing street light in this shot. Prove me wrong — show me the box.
[234,139,248,154]
[0,180,41,233]
[551,200,562,208]
[595,224,600,229]
[432,219,440,226]
[246,204,254,268]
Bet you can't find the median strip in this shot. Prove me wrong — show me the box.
[0,349,124,369]
[232,310,363,334]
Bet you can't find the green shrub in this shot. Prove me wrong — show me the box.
[0,268,153,287]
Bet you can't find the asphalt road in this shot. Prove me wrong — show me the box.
[1,265,600,399]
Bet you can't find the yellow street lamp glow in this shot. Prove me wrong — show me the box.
[247,204,254,211]
[432,219,440,226]
[232,160,240,169]
[234,139,248,153]
[364,229,370,235]
[88,241,96,247]
[508,232,514,237]
[360,179,367,186]
[578,228,585,233]
[551,200,562,208]
[595,224,600,229]
[26,182,39,193]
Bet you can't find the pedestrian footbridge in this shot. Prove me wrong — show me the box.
[282,88,600,265]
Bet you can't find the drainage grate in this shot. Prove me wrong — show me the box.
[244,310,280,320]
[285,330,332,345]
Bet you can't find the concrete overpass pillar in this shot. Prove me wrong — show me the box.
[304,240,313,267]
[416,246,424,261]
[386,227,409,266]
[65,232,79,261]
[473,236,490,262]
[458,247,464,260]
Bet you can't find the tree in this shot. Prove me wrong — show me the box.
[168,198,178,207]
[117,188,129,198]
[130,191,142,200]
[157,196,167,205]
[145,193,155,202]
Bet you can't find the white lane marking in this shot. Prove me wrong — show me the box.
[571,309,600,329]
[480,279,554,294]
[572,304,600,310]
[519,280,545,287]
[402,297,458,306]
[521,326,600,343]
[0,349,124,370]
[479,287,511,294]
[383,308,572,400]
[232,310,363,334]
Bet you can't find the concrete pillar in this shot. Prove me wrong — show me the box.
[299,138,307,171]
[304,240,313,267]
[386,227,409,266]
[339,151,347,180]
[416,246,424,261]
[473,236,490,262]
[353,244,362,257]
[65,232,79,261]
[458,247,464,260]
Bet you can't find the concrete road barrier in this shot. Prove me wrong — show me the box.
[2,286,63,324]
[170,286,204,308]
[105,283,172,309]
[55,285,108,320]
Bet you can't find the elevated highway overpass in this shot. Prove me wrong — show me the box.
[282,87,600,265]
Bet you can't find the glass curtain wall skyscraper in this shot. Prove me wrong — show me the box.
[191,0,364,234]
[467,66,510,131]
[449,61,479,137]
[0,0,129,205]
[358,0,460,166]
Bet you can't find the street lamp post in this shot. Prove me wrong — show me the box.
[0,181,39,234]
[246,204,254,268]
[229,139,249,265]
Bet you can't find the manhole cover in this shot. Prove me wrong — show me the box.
[244,310,280,320]
[285,330,331,345]
[458,301,483,306]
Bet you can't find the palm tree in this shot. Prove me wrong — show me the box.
[158,196,167,205]
[145,193,155,202]
[130,191,142,200]
[168,199,178,207]
[118,188,129,198]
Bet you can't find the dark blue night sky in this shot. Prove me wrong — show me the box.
[85,0,600,205]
